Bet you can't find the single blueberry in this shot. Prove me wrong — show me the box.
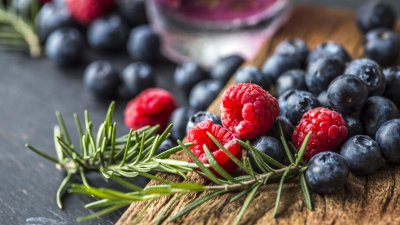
[117,0,148,27]
[375,119,400,164]
[357,0,396,34]
[210,55,244,83]
[317,91,331,109]
[155,139,174,156]
[342,114,364,140]
[119,62,155,99]
[306,57,345,94]
[83,61,120,99]
[127,25,160,62]
[276,69,307,96]
[305,152,349,194]
[169,107,196,141]
[234,66,271,90]
[328,75,369,114]
[186,111,222,133]
[45,27,85,67]
[307,41,351,65]
[345,58,386,96]
[284,90,320,125]
[262,53,301,82]
[247,136,286,172]
[189,79,223,111]
[365,28,400,66]
[340,135,385,175]
[174,62,208,96]
[267,116,294,141]
[383,66,400,107]
[275,38,309,67]
[360,96,400,137]
[278,90,295,117]
[88,14,129,52]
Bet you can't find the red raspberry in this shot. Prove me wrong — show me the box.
[292,107,348,161]
[124,88,177,131]
[220,83,279,140]
[66,0,115,24]
[187,120,242,174]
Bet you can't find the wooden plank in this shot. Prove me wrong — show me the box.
[117,5,400,225]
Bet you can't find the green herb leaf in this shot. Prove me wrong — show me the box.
[300,172,313,210]
[233,184,260,225]
[295,132,312,166]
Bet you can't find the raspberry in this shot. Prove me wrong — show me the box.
[66,0,115,24]
[220,83,279,140]
[124,88,177,131]
[187,120,242,174]
[292,107,348,161]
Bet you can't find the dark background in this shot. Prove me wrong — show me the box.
[1,1,399,225]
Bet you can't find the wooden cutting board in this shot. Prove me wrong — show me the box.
[117,5,400,225]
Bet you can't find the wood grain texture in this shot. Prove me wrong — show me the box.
[117,5,400,225]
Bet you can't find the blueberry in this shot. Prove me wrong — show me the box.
[306,57,345,94]
[155,139,174,156]
[234,66,271,90]
[308,41,351,64]
[284,90,320,125]
[340,135,385,175]
[278,90,295,117]
[357,0,396,34]
[383,66,400,107]
[365,28,400,66]
[276,69,307,96]
[210,55,244,83]
[305,152,349,194]
[36,2,75,43]
[343,114,364,140]
[88,14,129,52]
[119,62,155,98]
[45,28,85,67]
[262,53,301,82]
[267,116,294,141]
[117,0,148,27]
[360,96,400,137]
[327,75,369,114]
[345,58,386,96]
[174,62,208,96]
[127,25,160,62]
[317,91,331,109]
[169,107,196,141]
[189,79,223,111]
[275,38,309,67]
[83,61,120,98]
[375,119,400,163]
[247,136,286,172]
[186,111,222,133]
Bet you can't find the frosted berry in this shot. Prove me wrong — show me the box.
[247,136,286,172]
[357,0,396,33]
[292,107,348,161]
[221,83,279,140]
[376,119,400,164]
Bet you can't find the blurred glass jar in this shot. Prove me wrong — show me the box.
[146,0,291,66]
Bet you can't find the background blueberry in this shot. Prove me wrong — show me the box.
[328,75,369,114]
[276,69,307,96]
[155,139,174,155]
[186,111,222,133]
[174,62,208,96]
[247,136,286,172]
[360,96,400,137]
[278,90,295,117]
[267,116,294,141]
[189,79,223,111]
[306,57,345,94]
[127,25,160,62]
[83,61,120,99]
[340,135,385,175]
[88,14,129,52]
[234,66,271,91]
[343,114,364,140]
[210,55,244,83]
[117,0,148,27]
[317,91,331,109]
[375,119,400,164]
[262,53,301,82]
[345,58,386,96]
[284,90,320,125]
[383,66,400,107]
[45,27,85,67]
[119,62,155,98]
[305,152,349,194]
[169,107,196,141]
[357,0,396,33]
[307,41,351,64]
[275,38,309,67]
[365,28,400,66]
